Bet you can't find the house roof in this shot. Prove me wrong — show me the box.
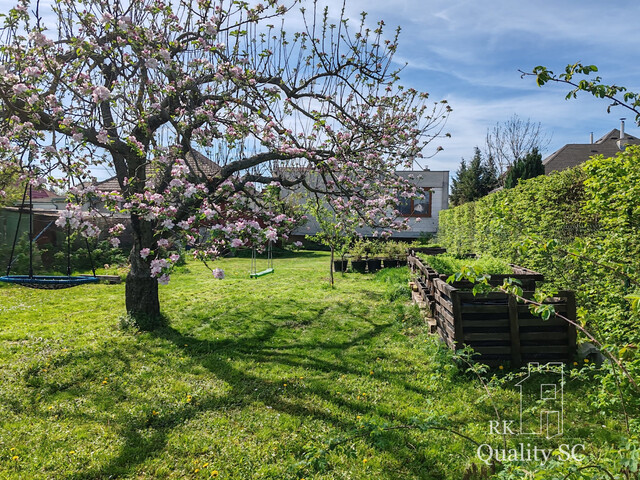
[31,187,62,200]
[543,129,640,174]
[94,150,221,191]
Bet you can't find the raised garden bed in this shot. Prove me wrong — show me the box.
[414,254,544,291]
[432,278,576,367]
[408,254,575,366]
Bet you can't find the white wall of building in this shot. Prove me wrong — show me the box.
[288,170,449,239]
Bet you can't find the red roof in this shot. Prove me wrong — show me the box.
[31,188,60,199]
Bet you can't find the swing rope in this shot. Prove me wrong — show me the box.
[250,240,274,278]
[5,181,29,276]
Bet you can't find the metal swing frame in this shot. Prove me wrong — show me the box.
[0,182,98,289]
[250,240,274,278]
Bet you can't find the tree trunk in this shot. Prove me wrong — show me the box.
[125,216,162,329]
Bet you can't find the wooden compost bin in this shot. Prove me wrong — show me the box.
[408,255,577,366]
[433,278,576,367]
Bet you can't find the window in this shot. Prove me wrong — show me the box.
[397,189,432,217]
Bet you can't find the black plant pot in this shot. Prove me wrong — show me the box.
[333,260,347,273]
[382,257,404,268]
[386,258,404,268]
[367,259,382,273]
[351,260,367,273]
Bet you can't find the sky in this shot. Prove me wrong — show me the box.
[4,0,640,177]
[314,0,640,173]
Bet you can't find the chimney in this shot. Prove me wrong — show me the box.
[590,132,593,144]
[617,118,629,150]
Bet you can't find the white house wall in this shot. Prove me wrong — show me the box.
[287,170,449,239]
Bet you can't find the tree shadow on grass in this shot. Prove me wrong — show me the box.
[52,315,455,480]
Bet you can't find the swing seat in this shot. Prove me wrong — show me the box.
[250,268,274,278]
[0,275,99,290]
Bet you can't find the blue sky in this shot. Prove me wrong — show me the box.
[6,0,639,176]
[319,0,640,172]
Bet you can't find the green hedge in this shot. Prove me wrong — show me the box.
[439,165,588,257]
[438,146,640,344]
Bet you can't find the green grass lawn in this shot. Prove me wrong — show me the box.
[0,252,627,479]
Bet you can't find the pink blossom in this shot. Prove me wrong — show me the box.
[212,268,225,279]
[264,227,278,242]
[91,86,111,103]
[97,130,109,143]
[169,254,180,262]
[109,238,121,247]
[12,83,28,95]
[140,248,151,259]
[109,223,126,235]
[157,238,169,247]
[158,274,170,285]
[230,238,243,248]
[150,258,169,276]
[145,58,159,69]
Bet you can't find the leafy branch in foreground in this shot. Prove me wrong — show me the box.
[521,62,640,125]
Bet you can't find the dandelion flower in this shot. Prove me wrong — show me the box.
[211,471,219,477]
[363,458,368,463]
[584,358,589,363]
[499,365,504,370]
